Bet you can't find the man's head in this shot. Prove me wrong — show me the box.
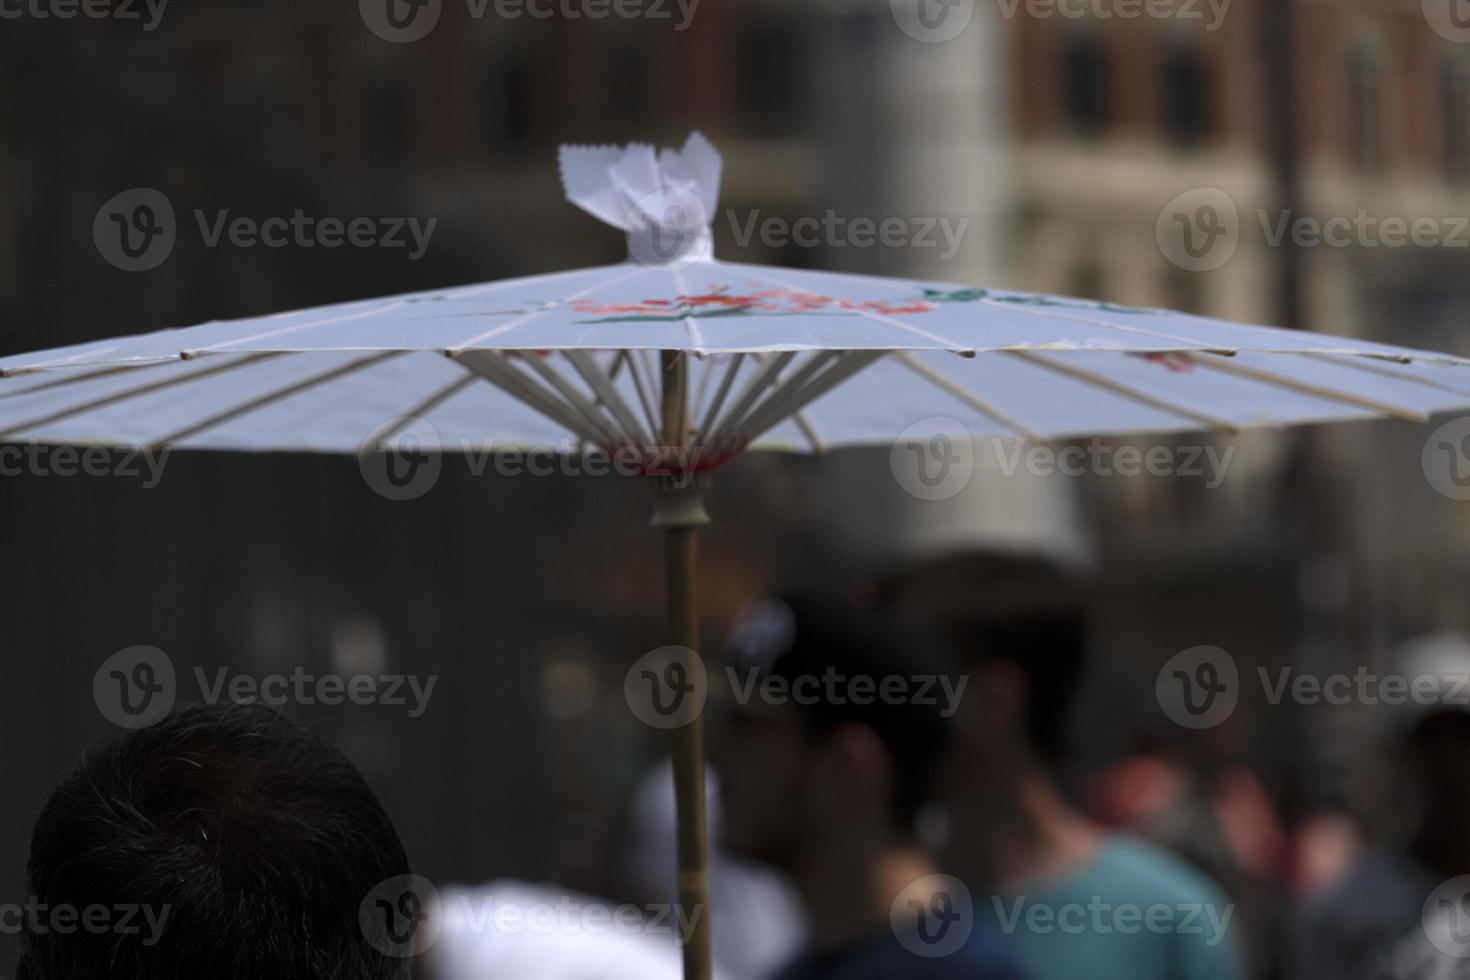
[19,703,412,980]
[875,553,1091,880]
[711,592,958,870]
[878,552,1090,772]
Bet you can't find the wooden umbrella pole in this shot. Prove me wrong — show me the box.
[664,521,711,980]
[655,350,713,980]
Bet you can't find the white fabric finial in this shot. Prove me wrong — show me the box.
[559,132,722,266]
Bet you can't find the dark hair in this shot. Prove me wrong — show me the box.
[729,592,956,832]
[19,703,411,980]
[876,552,1091,767]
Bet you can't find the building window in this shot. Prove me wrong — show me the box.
[741,21,804,133]
[486,62,533,149]
[1443,59,1469,184]
[1069,256,1104,301]
[1348,47,1383,174]
[1063,30,1111,138]
[1161,41,1211,148]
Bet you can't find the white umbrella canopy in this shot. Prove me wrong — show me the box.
[3,261,1470,453]
[5,133,1470,980]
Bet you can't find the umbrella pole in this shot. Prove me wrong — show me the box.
[653,350,713,980]
[664,520,711,980]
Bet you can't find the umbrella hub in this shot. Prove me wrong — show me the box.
[625,222,715,269]
[644,472,711,530]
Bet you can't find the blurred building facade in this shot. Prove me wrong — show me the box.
[1007,0,1470,794]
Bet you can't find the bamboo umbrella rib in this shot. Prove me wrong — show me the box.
[448,264,651,350]
[693,353,746,448]
[455,351,605,444]
[690,350,715,426]
[363,373,482,451]
[150,351,405,448]
[1008,351,1244,433]
[625,349,662,443]
[563,350,654,447]
[1303,352,1470,398]
[893,353,1041,441]
[1193,353,1430,422]
[740,351,888,446]
[736,269,978,354]
[734,351,841,442]
[704,352,796,453]
[791,412,825,453]
[0,352,283,441]
[519,353,627,447]
[0,362,162,401]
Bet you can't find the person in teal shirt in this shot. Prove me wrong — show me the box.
[879,554,1245,980]
[978,835,1240,980]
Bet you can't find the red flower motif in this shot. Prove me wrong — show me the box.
[1139,353,1196,373]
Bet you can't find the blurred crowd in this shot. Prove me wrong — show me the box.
[14,550,1470,980]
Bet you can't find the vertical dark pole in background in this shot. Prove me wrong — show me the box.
[1262,0,1303,332]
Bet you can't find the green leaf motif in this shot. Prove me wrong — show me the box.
[919,287,1157,315]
